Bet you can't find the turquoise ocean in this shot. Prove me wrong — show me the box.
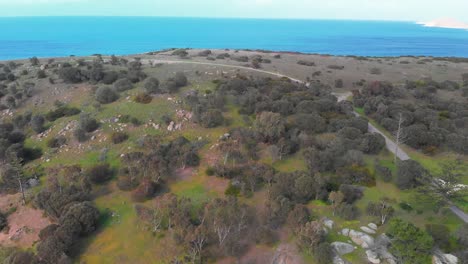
[1,17,468,60]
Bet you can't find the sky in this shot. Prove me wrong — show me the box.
[0,0,467,22]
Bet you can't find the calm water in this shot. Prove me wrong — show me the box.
[1,17,468,60]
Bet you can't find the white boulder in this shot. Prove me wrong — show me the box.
[368,223,378,230]
[366,250,381,264]
[341,228,350,236]
[433,253,458,264]
[331,242,355,255]
[361,226,377,234]
[323,218,334,229]
[349,230,375,248]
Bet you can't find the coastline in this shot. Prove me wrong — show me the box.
[3,48,468,63]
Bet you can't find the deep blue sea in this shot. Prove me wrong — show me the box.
[1,17,468,60]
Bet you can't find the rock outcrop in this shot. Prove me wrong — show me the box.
[331,242,355,255]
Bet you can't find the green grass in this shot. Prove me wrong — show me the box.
[171,182,216,207]
[78,190,181,264]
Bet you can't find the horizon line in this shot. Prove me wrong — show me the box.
[0,15,415,22]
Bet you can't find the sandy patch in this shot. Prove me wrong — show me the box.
[0,194,52,248]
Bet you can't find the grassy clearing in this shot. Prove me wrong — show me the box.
[78,189,180,264]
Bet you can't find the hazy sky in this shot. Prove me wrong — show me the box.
[1,0,467,22]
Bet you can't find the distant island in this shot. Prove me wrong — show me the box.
[419,18,468,30]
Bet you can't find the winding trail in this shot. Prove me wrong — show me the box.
[146,58,467,223]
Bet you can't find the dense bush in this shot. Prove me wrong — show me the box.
[102,71,119,84]
[200,109,224,128]
[387,218,433,264]
[113,78,133,92]
[95,86,119,104]
[297,60,316,66]
[78,113,99,133]
[45,105,80,122]
[174,72,188,87]
[144,77,160,94]
[396,160,426,189]
[111,132,129,144]
[172,49,188,58]
[198,50,212,56]
[30,115,45,133]
[59,66,83,83]
[134,93,152,104]
[86,163,113,184]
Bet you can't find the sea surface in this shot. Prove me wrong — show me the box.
[1,17,468,60]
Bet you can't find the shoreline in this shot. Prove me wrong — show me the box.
[2,48,468,63]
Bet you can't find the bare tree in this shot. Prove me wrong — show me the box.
[367,197,395,225]
[187,225,207,264]
[8,154,26,205]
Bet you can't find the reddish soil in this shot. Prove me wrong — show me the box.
[174,167,195,181]
[0,194,52,248]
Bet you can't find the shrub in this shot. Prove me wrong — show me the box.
[95,86,119,104]
[225,182,241,197]
[37,70,47,79]
[183,151,200,167]
[0,212,7,231]
[113,78,133,92]
[78,113,99,133]
[233,56,249,62]
[117,176,139,191]
[206,167,215,176]
[327,65,345,70]
[425,224,450,250]
[46,136,67,148]
[144,77,160,94]
[198,50,212,56]
[370,67,382,75]
[131,178,156,202]
[399,202,413,212]
[134,93,152,104]
[375,163,393,182]
[102,71,119,84]
[30,115,46,134]
[216,53,230,59]
[73,127,87,142]
[172,49,188,58]
[387,218,433,264]
[30,56,40,66]
[86,163,113,184]
[200,109,224,128]
[297,60,316,66]
[396,160,426,189]
[335,79,343,88]
[45,105,80,121]
[111,132,129,144]
[163,78,178,93]
[174,72,188,87]
[59,66,83,83]
[314,243,333,264]
[336,204,360,220]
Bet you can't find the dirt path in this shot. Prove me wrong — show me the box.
[142,59,305,84]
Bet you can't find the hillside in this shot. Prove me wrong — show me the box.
[0,49,467,264]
